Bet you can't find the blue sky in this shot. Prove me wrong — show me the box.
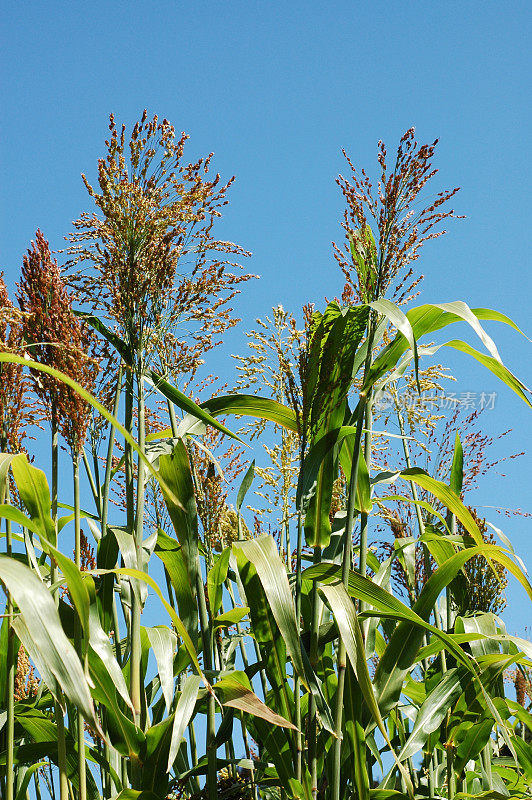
[1,1,531,631]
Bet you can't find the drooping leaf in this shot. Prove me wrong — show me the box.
[215,671,298,729]
[0,556,98,727]
[208,547,231,616]
[167,675,202,772]
[154,529,198,647]
[148,370,241,441]
[143,625,177,713]
[157,440,200,591]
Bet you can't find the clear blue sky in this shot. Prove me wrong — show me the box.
[1,1,531,631]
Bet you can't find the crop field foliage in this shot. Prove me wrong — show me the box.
[0,114,531,800]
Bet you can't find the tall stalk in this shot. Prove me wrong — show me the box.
[2,462,14,800]
[294,509,303,785]
[332,397,367,800]
[308,545,322,800]
[73,455,87,800]
[196,570,217,800]
[50,407,69,800]
[132,358,146,731]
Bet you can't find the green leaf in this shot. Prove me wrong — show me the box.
[234,536,335,733]
[94,566,203,679]
[148,370,241,441]
[74,311,132,365]
[0,453,16,499]
[14,761,48,800]
[397,668,468,762]
[234,536,305,686]
[0,353,183,508]
[0,557,98,727]
[318,580,412,796]
[443,339,531,407]
[370,299,420,390]
[155,529,198,647]
[373,467,484,544]
[208,547,231,616]
[364,301,531,399]
[167,675,202,772]
[88,649,143,758]
[10,454,56,548]
[157,440,200,591]
[233,541,293,725]
[112,791,161,800]
[237,460,255,512]
[202,393,298,433]
[213,608,249,628]
[143,626,177,713]
[450,433,464,496]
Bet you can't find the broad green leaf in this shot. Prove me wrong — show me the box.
[140,713,175,796]
[236,460,255,512]
[167,675,202,771]
[397,667,468,762]
[88,649,143,758]
[370,298,419,389]
[203,393,298,433]
[112,791,160,800]
[450,432,464,495]
[234,536,306,687]
[0,556,98,727]
[233,541,293,725]
[208,547,231,616]
[319,580,413,796]
[364,302,531,399]
[157,440,200,590]
[213,608,249,628]
[143,625,177,713]
[10,454,55,547]
[94,566,203,678]
[155,529,197,647]
[443,339,531,407]
[373,467,483,544]
[0,354,182,508]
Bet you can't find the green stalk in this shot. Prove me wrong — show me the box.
[446,743,456,799]
[73,454,87,800]
[50,406,69,800]
[196,571,217,800]
[294,510,303,785]
[394,393,431,581]
[2,473,14,800]
[359,394,373,589]
[131,362,146,732]
[101,365,123,540]
[82,448,101,513]
[308,546,322,800]
[332,396,367,800]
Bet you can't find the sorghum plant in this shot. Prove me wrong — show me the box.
[0,126,531,800]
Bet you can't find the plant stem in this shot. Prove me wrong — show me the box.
[332,396,367,800]
[101,365,123,540]
[196,570,218,800]
[2,475,14,800]
[73,454,87,800]
[132,363,146,731]
[50,407,69,800]
[294,509,303,785]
